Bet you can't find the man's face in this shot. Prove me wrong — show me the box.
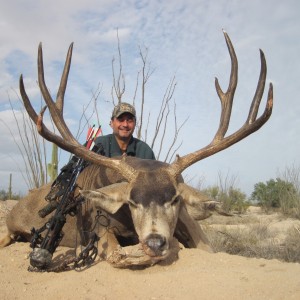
[110,113,136,140]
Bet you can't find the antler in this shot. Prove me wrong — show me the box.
[19,43,137,182]
[169,31,273,178]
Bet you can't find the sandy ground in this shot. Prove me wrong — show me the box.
[1,201,300,300]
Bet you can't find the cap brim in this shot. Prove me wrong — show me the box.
[114,111,136,118]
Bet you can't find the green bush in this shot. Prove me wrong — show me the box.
[251,178,299,216]
[203,185,248,214]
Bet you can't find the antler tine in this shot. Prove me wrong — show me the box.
[56,43,73,113]
[38,43,76,143]
[247,49,267,124]
[169,31,273,178]
[20,75,54,138]
[19,43,137,182]
[19,74,38,123]
[213,30,238,142]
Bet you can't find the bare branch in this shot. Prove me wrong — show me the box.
[164,102,189,163]
[74,82,103,141]
[4,89,48,189]
[136,46,155,140]
[150,76,177,150]
[111,29,125,103]
[132,70,141,107]
[156,103,171,160]
[108,32,185,162]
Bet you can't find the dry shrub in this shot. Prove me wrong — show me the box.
[203,221,300,263]
[280,225,300,262]
[279,164,300,219]
[0,200,17,224]
[202,212,261,226]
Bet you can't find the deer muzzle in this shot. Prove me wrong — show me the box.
[142,233,168,257]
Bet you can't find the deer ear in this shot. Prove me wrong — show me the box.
[177,183,215,220]
[80,182,130,214]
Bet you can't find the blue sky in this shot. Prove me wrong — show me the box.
[0,0,299,196]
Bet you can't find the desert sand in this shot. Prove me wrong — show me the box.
[1,201,300,300]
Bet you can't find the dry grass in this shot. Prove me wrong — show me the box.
[202,207,300,263]
[0,200,17,233]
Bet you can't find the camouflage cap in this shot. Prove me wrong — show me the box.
[112,102,136,118]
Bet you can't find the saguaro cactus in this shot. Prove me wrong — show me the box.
[47,144,58,182]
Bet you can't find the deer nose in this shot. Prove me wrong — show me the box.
[145,234,166,252]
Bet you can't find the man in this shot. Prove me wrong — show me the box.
[95,102,155,159]
[44,102,155,205]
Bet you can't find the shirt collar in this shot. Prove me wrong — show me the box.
[111,134,136,156]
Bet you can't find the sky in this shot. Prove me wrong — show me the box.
[0,0,299,196]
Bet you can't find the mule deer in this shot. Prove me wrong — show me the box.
[0,31,273,268]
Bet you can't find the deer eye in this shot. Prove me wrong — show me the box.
[128,199,138,208]
[171,196,180,206]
